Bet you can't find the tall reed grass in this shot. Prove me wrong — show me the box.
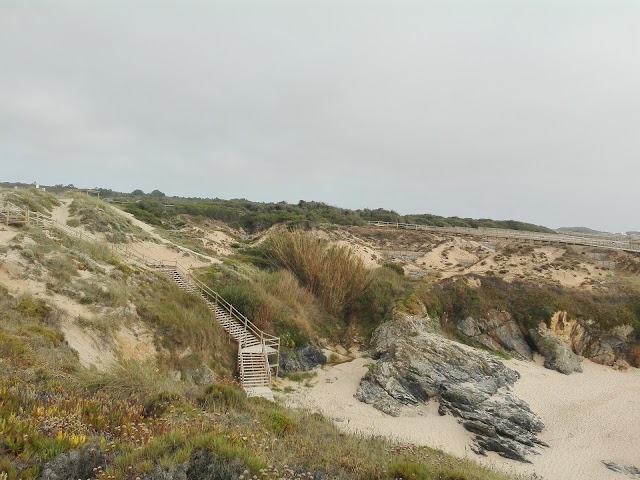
[265,231,372,316]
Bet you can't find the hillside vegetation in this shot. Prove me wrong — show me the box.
[123,197,554,233]
[0,188,520,480]
[1,181,552,233]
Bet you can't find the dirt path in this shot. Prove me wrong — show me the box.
[50,199,72,225]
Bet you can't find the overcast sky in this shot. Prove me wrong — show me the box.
[1,1,638,232]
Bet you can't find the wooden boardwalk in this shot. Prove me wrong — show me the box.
[366,221,640,253]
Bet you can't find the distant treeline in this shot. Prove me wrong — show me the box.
[1,182,553,234]
[121,196,553,234]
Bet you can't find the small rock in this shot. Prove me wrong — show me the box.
[39,444,106,480]
[179,347,193,359]
[279,344,326,376]
[334,345,348,356]
[613,359,631,371]
[458,310,533,360]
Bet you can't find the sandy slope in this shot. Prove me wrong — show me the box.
[350,227,615,289]
[109,206,219,267]
[281,356,640,480]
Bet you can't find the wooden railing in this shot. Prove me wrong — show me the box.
[366,221,640,253]
[111,245,279,383]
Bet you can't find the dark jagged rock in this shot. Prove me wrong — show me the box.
[139,450,246,480]
[39,444,106,480]
[279,343,326,376]
[457,310,533,360]
[185,449,247,480]
[355,316,546,462]
[603,462,640,479]
[141,466,187,480]
[530,323,583,374]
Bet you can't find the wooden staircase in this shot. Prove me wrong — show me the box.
[153,264,279,400]
[1,198,280,399]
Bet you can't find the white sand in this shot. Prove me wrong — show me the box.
[509,357,640,480]
[281,357,640,480]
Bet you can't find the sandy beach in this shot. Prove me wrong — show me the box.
[282,356,640,480]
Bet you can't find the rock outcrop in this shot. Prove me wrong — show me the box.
[356,316,546,462]
[39,444,106,480]
[548,311,638,367]
[529,322,583,374]
[603,462,640,480]
[456,309,639,370]
[457,309,533,359]
[279,343,326,376]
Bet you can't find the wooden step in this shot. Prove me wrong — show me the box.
[158,264,275,393]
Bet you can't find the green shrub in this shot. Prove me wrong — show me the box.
[15,296,50,320]
[44,254,78,282]
[351,266,403,337]
[197,384,247,411]
[0,331,27,358]
[284,371,317,382]
[20,248,35,261]
[260,411,298,436]
[81,359,182,402]
[382,261,405,276]
[143,391,184,417]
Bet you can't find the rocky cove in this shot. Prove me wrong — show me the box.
[355,316,547,462]
[282,313,640,480]
[455,308,638,373]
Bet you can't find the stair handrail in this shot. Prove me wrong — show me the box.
[263,346,272,383]
[110,242,163,267]
[108,243,279,350]
[172,262,280,347]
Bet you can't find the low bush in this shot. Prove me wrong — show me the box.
[68,193,147,242]
[260,411,297,436]
[197,384,247,412]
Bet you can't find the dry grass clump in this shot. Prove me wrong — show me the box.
[80,358,184,402]
[255,270,320,339]
[265,231,372,316]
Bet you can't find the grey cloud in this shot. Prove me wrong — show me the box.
[1,1,639,231]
